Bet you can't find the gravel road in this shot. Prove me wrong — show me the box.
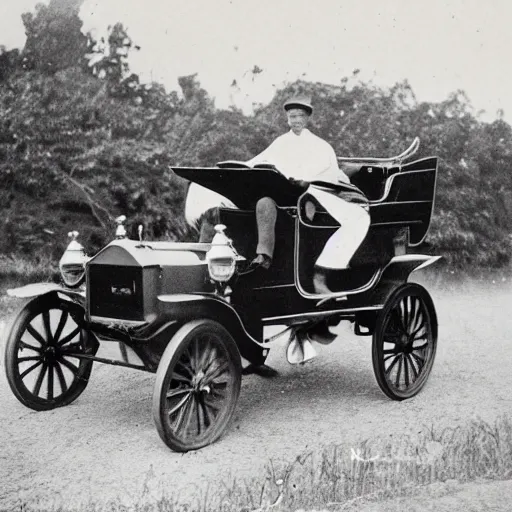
[1,276,511,510]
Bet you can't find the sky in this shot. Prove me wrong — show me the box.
[2,0,512,121]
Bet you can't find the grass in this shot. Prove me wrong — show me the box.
[0,254,59,284]
[5,416,510,512]
[0,255,59,329]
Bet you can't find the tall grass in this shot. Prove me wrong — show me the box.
[13,416,512,512]
[0,254,58,284]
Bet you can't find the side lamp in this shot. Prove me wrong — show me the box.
[59,231,88,288]
[206,224,241,284]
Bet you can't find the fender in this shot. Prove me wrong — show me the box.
[367,254,441,305]
[381,254,441,282]
[152,293,268,367]
[7,282,85,304]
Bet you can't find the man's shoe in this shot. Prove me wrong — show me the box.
[242,363,279,378]
[247,253,272,272]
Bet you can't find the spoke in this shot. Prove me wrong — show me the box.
[57,356,79,376]
[203,395,221,417]
[410,316,427,338]
[20,360,43,379]
[205,360,229,383]
[196,396,204,435]
[171,396,188,429]
[210,382,228,399]
[19,340,42,353]
[393,308,407,335]
[411,332,428,343]
[168,392,192,417]
[42,310,53,344]
[57,326,81,347]
[193,339,200,371]
[171,370,192,384]
[399,299,407,334]
[403,297,410,333]
[410,351,425,370]
[54,363,68,395]
[166,387,192,399]
[200,397,213,428]
[27,323,47,347]
[412,342,429,351]
[53,310,69,344]
[203,345,218,373]
[196,336,211,371]
[406,354,419,380]
[409,302,423,334]
[180,398,196,439]
[385,354,401,375]
[17,355,41,363]
[175,359,194,379]
[47,363,54,400]
[383,348,398,354]
[407,297,418,332]
[383,353,396,362]
[33,363,48,396]
[395,355,403,388]
[403,355,410,388]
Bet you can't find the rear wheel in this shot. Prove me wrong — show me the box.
[372,283,438,400]
[153,320,242,452]
[5,294,96,411]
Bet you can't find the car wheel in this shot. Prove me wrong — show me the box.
[4,294,96,411]
[152,319,241,452]
[372,283,438,400]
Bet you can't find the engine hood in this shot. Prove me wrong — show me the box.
[86,240,214,323]
[88,239,211,268]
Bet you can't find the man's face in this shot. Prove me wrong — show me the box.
[286,108,309,135]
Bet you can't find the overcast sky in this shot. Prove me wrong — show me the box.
[2,0,511,121]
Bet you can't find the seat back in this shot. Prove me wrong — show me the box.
[368,157,438,246]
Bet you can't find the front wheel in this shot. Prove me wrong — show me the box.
[152,319,242,452]
[372,283,438,400]
[4,294,96,411]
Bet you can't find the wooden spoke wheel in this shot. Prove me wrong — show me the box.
[153,320,242,452]
[372,283,438,400]
[5,294,96,411]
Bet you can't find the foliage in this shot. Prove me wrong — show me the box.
[1,4,512,270]
[21,0,89,74]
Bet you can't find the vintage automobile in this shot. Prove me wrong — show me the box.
[3,138,440,452]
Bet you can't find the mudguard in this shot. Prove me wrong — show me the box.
[7,282,85,304]
[153,293,268,367]
[368,254,441,306]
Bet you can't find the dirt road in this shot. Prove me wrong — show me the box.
[1,276,511,510]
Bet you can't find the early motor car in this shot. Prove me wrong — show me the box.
[4,138,440,452]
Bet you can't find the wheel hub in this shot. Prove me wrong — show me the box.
[43,345,58,362]
[191,370,211,394]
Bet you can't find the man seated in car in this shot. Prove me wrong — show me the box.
[245,96,370,294]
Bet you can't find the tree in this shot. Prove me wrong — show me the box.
[85,23,141,98]
[21,0,88,74]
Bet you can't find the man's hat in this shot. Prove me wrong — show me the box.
[283,96,313,116]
